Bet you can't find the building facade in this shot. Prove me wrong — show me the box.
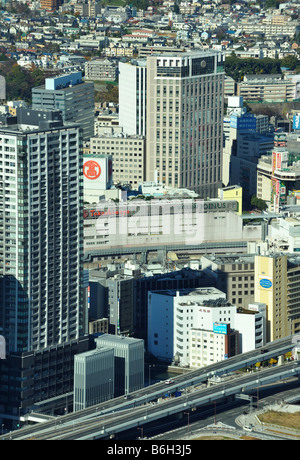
[85,59,117,82]
[95,334,144,396]
[119,60,147,137]
[73,347,115,412]
[32,72,94,141]
[89,133,146,189]
[147,288,240,367]
[0,108,84,354]
[146,51,225,198]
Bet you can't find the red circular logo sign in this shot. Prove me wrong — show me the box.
[83,160,101,180]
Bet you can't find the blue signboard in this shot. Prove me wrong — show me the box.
[293,115,300,130]
[213,322,228,335]
[259,278,273,289]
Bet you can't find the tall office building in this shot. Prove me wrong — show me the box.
[32,72,95,142]
[0,107,84,354]
[119,60,147,137]
[146,51,225,198]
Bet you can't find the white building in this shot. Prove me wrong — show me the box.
[119,60,147,137]
[147,288,266,367]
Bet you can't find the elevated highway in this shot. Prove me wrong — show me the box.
[1,335,299,440]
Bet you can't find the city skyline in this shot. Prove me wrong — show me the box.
[0,0,299,439]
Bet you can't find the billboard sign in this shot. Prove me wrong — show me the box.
[293,114,300,130]
[259,278,273,289]
[83,155,113,190]
[213,322,228,335]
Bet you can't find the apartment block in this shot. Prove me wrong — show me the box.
[237,74,296,103]
[0,108,84,354]
[85,59,117,82]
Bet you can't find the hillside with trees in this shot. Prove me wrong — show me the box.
[0,59,45,102]
[225,55,299,82]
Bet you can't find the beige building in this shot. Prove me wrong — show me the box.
[201,254,256,310]
[85,59,117,82]
[145,51,225,198]
[237,74,296,103]
[254,254,300,342]
[255,255,289,343]
[89,134,146,188]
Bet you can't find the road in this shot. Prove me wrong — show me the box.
[3,360,299,440]
[1,336,298,440]
[148,379,300,441]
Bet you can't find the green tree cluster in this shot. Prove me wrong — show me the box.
[251,195,268,211]
[0,62,45,102]
[225,55,282,82]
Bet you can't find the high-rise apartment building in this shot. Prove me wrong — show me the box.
[146,51,225,198]
[32,72,95,142]
[0,107,84,354]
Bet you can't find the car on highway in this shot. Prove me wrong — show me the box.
[165,379,174,385]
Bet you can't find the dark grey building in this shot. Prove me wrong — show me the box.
[0,107,86,424]
[95,334,144,397]
[32,72,94,141]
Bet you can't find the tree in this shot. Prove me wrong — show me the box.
[280,55,299,70]
[251,195,268,211]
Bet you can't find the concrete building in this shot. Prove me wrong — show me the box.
[256,134,300,211]
[255,253,300,342]
[0,107,84,354]
[0,106,86,422]
[267,217,300,253]
[147,287,263,367]
[254,254,289,342]
[201,254,256,310]
[218,185,243,215]
[89,133,146,189]
[73,347,114,412]
[119,60,147,137]
[85,59,117,82]
[234,302,267,354]
[83,196,262,258]
[32,72,94,141]
[95,334,144,396]
[146,50,225,197]
[237,74,296,103]
[222,96,274,198]
[189,325,238,369]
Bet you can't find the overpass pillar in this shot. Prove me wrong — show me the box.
[278,355,285,366]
